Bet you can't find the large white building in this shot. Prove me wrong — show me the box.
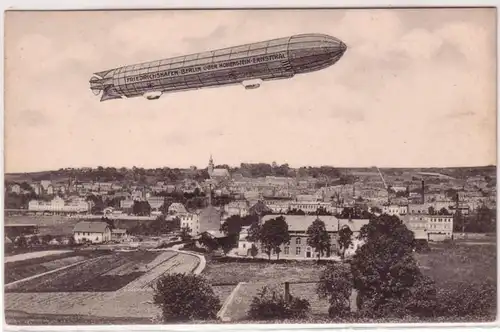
[28,197,90,213]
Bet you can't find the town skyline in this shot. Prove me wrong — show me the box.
[4,160,498,175]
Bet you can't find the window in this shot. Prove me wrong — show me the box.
[284,246,289,255]
[242,243,246,249]
[296,247,301,255]
[296,238,301,245]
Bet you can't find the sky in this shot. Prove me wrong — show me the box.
[4,8,497,172]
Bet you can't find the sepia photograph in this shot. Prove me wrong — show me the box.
[2,7,498,326]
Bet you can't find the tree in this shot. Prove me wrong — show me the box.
[30,235,40,246]
[351,214,436,317]
[42,234,53,244]
[250,243,259,258]
[246,220,261,243]
[428,206,436,215]
[198,233,219,252]
[260,216,290,260]
[133,200,151,216]
[220,215,244,247]
[248,285,311,320]
[317,263,353,317]
[68,235,76,246]
[438,207,450,215]
[306,218,331,261]
[180,226,192,241]
[338,226,353,260]
[152,273,221,322]
[16,235,27,248]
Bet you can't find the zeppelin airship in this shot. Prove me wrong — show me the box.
[89,33,347,101]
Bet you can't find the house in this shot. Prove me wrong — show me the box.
[73,221,111,244]
[111,228,128,242]
[237,214,369,259]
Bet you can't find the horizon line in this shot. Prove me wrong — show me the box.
[5,163,497,175]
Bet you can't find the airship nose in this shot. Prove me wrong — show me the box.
[339,41,347,54]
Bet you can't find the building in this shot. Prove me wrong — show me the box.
[198,205,222,234]
[237,214,369,259]
[224,200,249,218]
[28,197,90,213]
[402,214,454,241]
[207,155,231,182]
[111,228,128,242]
[147,196,164,211]
[10,184,21,194]
[180,213,200,236]
[289,201,337,214]
[168,203,188,215]
[73,221,111,244]
[382,204,408,216]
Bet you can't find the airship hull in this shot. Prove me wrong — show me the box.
[90,34,347,101]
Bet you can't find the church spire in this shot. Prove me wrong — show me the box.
[208,154,214,176]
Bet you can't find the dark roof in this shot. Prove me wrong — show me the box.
[73,221,109,233]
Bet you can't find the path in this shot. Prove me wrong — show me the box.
[5,250,72,263]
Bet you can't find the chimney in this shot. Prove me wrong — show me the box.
[207,184,212,206]
[421,180,425,204]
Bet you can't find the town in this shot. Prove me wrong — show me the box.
[3,158,497,324]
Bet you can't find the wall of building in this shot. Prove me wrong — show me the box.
[74,230,111,243]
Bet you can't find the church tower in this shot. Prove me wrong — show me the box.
[208,154,214,177]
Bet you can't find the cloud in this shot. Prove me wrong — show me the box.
[17,109,50,127]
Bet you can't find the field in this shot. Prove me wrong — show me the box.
[415,242,497,288]
[5,250,111,284]
[203,258,325,285]
[5,215,78,236]
[5,250,180,292]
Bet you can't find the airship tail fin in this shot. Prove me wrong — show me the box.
[100,87,123,102]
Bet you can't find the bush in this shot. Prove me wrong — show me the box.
[436,281,496,318]
[248,286,311,320]
[152,273,221,322]
[317,263,353,318]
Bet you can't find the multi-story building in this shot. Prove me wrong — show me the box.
[28,197,90,213]
[180,213,200,236]
[402,214,454,241]
[289,201,337,214]
[237,215,369,259]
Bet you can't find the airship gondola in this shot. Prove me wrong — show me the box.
[89,33,347,102]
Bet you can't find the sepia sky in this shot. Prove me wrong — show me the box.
[4,8,497,172]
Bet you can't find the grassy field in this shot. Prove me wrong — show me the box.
[203,259,325,285]
[415,242,497,288]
